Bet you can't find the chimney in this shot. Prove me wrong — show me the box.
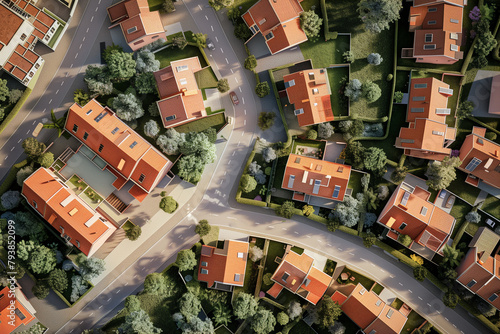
[495,150,499,157]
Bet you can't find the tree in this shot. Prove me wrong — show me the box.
[357,0,402,33]
[277,311,289,326]
[302,204,315,217]
[234,23,252,40]
[29,245,56,274]
[413,266,427,282]
[143,119,160,138]
[249,245,264,262]
[456,101,474,121]
[203,127,217,143]
[102,44,123,63]
[195,219,211,237]
[263,273,273,286]
[209,0,234,10]
[465,211,481,224]
[344,79,362,101]
[0,108,4,122]
[426,156,461,190]
[176,249,197,271]
[179,292,202,320]
[0,79,9,102]
[177,155,205,183]
[443,291,459,309]
[227,6,241,23]
[330,321,346,334]
[217,78,230,93]
[244,55,257,71]
[474,297,497,317]
[135,49,160,73]
[410,254,424,266]
[144,273,166,295]
[15,212,47,242]
[125,295,142,313]
[398,234,412,247]
[37,152,54,168]
[362,80,382,102]
[43,109,66,137]
[391,166,408,184]
[367,53,383,65]
[126,224,142,241]
[48,268,69,292]
[173,36,188,50]
[0,190,21,210]
[22,137,46,160]
[316,297,342,329]
[362,232,377,248]
[255,82,270,98]
[475,28,497,57]
[251,309,276,334]
[239,174,257,193]
[288,301,303,320]
[106,50,136,81]
[394,91,404,103]
[318,122,334,139]
[276,201,295,219]
[441,245,463,269]
[258,111,276,130]
[162,0,175,13]
[363,147,386,173]
[193,33,207,48]
[300,10,323,38]
[84,65,113,95]
[135,72,156,94]
[213,303,232,326]
[32,282,50,299]
[262,147,277,163]
[307,129,318,140]
[233,292,258,319]
[73,89,91,107]
[343,50,355,63]
[160,196,178,213]
[9,89,23,104]
[344,141,365,169]
[16,165,33,186]
[119,310,162,334]
[75,254,106,281]
[333,195,360,227]
[113,93,144,121]
[156,128,186,155]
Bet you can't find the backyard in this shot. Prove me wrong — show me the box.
[300,34,350,68]
[338,267,374,290]
[174,112,227,133]
[347,170,364,196]
[327,66,350,117]
[155,45,208,68]
[292,139,326,159]
[481,195,500,223]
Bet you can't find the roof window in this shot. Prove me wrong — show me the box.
[432,130,444,136]
[111,127,119,135]
[180,78,187,85]
[166,115,177,121]
[466,279,477,288]
[94,111,107,122]
[399,222,407,230]
[282,272,290,282]
[86,109,93,115]
[428,20,437,25]
[450,18,459,24]
[387,309,394,318]
[489,294,498,302]
[400,139,414,144]
[130,141,138,149]
[201,261,208,267]
[465,157,481,172]
[294,157,301,164]
[176,65,188,72]
[294,108,304,116]
[332,185,341,198]
[139,174,145,183]
[359,288,366,295]
[234,274,241,281]
[127,26,137,34]
[425,34,433,43]
[237,252,244,258]
[421,207,428,216]
[285,79,295,88]
[265,32,274,40]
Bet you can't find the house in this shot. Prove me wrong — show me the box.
[395,77,456,161]
[242,0,307,55]
[267,248,332,305]
[107,0,166,51]
[0,285,36,333]
[458,126,500,189]
[153,57,206,128]
[456,227,500,310]
[64,99,173,202]
[283,69,333,127]
[377,180,456,260]
[331,284,408,334]
[401,0,465,64]
[282,154,351,203]
[0,1,62,85]
[22,168,117,257]
[197,240,249,291]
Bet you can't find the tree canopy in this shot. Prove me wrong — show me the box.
[233,292,258,319]
[113,93,144,121]
[251,309,276,334]
[135,49,160,73]
[22,137,46,160]
[426,156,461,190]
[316,296,342,328]
[357,0,402,33]
[176,249,197,271]
[119,310,162,334]
[300,10,323,38]
[106,50,136,81]
[195,220,211,237]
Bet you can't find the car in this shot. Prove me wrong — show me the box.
[229,91,239,105]
[32,123,43,137]
[206,38,215,51]
[445,195,456,208]
[438,190,447,199]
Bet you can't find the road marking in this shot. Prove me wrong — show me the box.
[370,263,376,267]
[33,120,36,125]
[98,305,103,309]
[90,312,94,317]
[268,226,274,229]
[4,156,8,160]
[327,243,332,246]
[205,15,208,20]
[348,252,354,255]
[225,58,229,64]
[210,214,219,216]
[390,274,395,278]
[230,69,234,74]
[219,179,223,185]
[95,7,98,12]
[56,89,59,94]
[306,235,311,238]
[380,269,385,273]
[244,120,246,125]
[317,239,322,243]
[294,231,299,235]
[10,147,14,152]
[436,310,441,314]
[107,298,111,302]
[116,289,121,294]
[255,222,260,225]
[360,258,366,261]
[282,227,287,230]
[235,78,239,83]
[237,141,240,146]
[178,234,183,239]
[86,28,89,33]
[399,282,403,286]
[43,108,46,113]
[232,151,235,156]
[338,248,343,251]
[445,317,449,322]
[241,131,244,136]
[18,139,22,143]
[453,324,457,328]
[239,87,242,92]
[75,53,78,59]
[82,36,85,42]
[26,130,30,134]
[215,36,218,42]
[244,109,246,115]
[48,99,52,104]
[227,217,236,220]
[223,171,227,176]
[220,47,224,53]
[91,16,94,22]
[80,321,84,325]
[99,0,101,4]
[70,330,74,333]
[133,274,137,278]
[79,44,82,49]
[70,63,73,68]
[65,72,69,77]
[418,296,423,300]
[168,242,173,246]
[211,26,214,31]
[61,81,64,86]
[427,303,431,307]
[408,289,412,293]
[242,97,245,104]
[124,282,129,286]
[198,4,202,10]
[227,160,231,165]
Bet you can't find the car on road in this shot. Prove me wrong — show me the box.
[207,38,215,51]
[229,91,239,105]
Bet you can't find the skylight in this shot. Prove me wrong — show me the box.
[130,141,138,149]
[111,127,119,135]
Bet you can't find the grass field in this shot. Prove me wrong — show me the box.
[300,34,350,68]
[194,67,218,89]
[147,0,163,11]
[481,195,500,221]
[447,171,482,205]
[155,45,208,68]
[347,170,364,196]
[449,197,472,238]
[174,112,226,133]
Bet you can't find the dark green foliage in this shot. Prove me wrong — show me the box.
[258,111,276,130]
[251,309,276,334]
[275,201,295,219]
[203,127,217,143]
[126,224,142,241]
[234,23,251,40]
[357,0,402,33]
[74,89,90,106]
[162,0,175,13]
[144,273,166,295]
[217,78,230,93]
[48,269,68,292]
[193,33,207,48]
[179,292,202,321]
[160,196,178,213]
[209,0,234,10]
[173,36,188,50]
[244,55,257,71]
[426,156,461,190]
[344,141,365,169]
[240,174,257,193]
[307,129,318,139]
[195,220,211,237]
[413,266,427,282]
[125,295,142,313]
[362,80,382,102]
[0,79,9,102]
[393,91,404,103]
[391,166,408,184]
[362,232,377,248]
[456,101,474,120]
[485,132,497,141]
[134,72,156,94]
[22,137,46,160]
[102,44,123,63]
[255,82,270,98]
[233,292,258,319]
[176,249,197,271]
[316,296,342,328]
[300,10,323,38]
[398,234,412,247]
[443,291,460,309]
[32,282,50,299]
[106,50,136,81]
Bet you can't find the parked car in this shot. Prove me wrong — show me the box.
[445,195,456,208]
[229,91,239,105]
[206,38,215,51]
[438,190,447,199]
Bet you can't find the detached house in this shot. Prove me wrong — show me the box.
[377,180,456,260]
[282,154,351,203]
[242,0,307,55]
[153,57,207,128]
[395,77,456,161]
[283,69,334,127]
[331,284,408,334]
[456,227,500,310]
[0,1,62,85]
[402,0,465,64]
[267,248,332,305]
[458,126,500,189]
[22,168,116,257]
[198,240,249,291]
[107,0,166,51]
[0,285,36,333]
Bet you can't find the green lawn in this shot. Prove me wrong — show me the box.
[300,34,350,68]
[449,197,473,238]
[155,45,208,68]
[340,267,374,290]
[390,298,404,309]
[372,283,384,295]
[327,66,350,117]
[481,195,500,221]
[201,226,220,246]
[48,25,64,48]
[402,310,426,333]
[395,70,410,93]
[323,259,337,276]
[290,320,316,334]
[147,0,163,11]
[232,0,258,13]
[166,32,184,43]
[264,240,287,275]
[273,156,288,190]
[174,112,226,133]
[194,67,218,89]
[447,171,482,205]
[347,170,364,196]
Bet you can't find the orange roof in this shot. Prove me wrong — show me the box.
[267,282,284,298]
[154,57,206,128]
[22,168,115,256]
[459,127,500,189]
[299,267,332,305]
[406,77,451,123]
[489,75,500,115]
[364,305,408,334]
[377,181,455,253]
[284,69,333,127]
[272,250,313,293]
[0,286,36,333]
[331,290,348,305]
[64,99,173,193]
[198,240,249,288]
[282,154,351,201]
[0,5,24,46]
[243,0,307,54]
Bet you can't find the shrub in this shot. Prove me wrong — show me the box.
[9,89,23,104]
[160,196,178,213]
[70,275,89,302]
[364,213,377,227]
[443,291,459,308]
[126,224,142,241]
[302,204,314,217]
[32,282,50,299]
[307,129,318,139]
[299,10,323,38]
[362,81,382,102]
[262,147,277,163]
[362,233,377,248]
[135,49,160,73]
[234,23,251,40]
[240,174,257,193]
[148,103,160,116]
[125,295,142,313]
[465,211,481,224]
[176,249,197,271]
[263,273,273,286]
[217,78,230,93]
[344,79,362,101]
[318,122,334,139]
[1,190,21,210]
[16,165,34,187]
[391,166,408,184]
[275,201,295,219]
[410,254,424,265]
[249,245,264,262]
[367,53,383,65]
[195,219,211,237]
[343,51,354,63]
[277,312,289,326]
[334,195,361,227]
[456,101,474,121]
[386,74,393,81]
[162,0,175,13]
[288,301,303,320]
[172,36,188,49]
[398,234,412,247]
[255,82,270,98]
[258,112,276,130]
[244,55,257,71]
[485,132,497,141]
[113,93,144,121]
[76,254,106,281]
[48,269,69,292]
[413,266,427,281]
[143,119,160,138]
[394,91,404,103]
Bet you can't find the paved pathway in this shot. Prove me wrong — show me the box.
[474,190,489,207]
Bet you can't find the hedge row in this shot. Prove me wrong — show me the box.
[319,0,337,41]
[0,88,32,135]
[235,195,267,207]
[467,115,500,135]
[396,66,461,75]
[0,159,28,197]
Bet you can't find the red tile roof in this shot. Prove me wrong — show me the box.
[284,69,333,127]
[282,154,351,201]
[0,286,36,333]
[299,267,332,304]
[272,250,313,293]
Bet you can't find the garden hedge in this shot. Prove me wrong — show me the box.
[467,115,500,135]
[396,66,461,75]
[235,194,267,207]
[0,88,32,135]
[320,0,337,41]
[0,159,28,197]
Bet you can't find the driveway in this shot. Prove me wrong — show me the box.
[468,70,500,118]
[255,46,305,73]
[246,33,270,59]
